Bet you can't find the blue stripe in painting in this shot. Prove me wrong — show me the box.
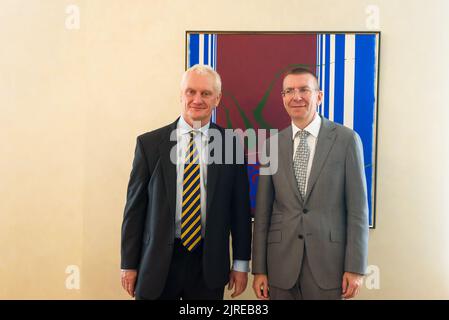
[204,34,209,65]
[333,34,345,125]
[354,34,376,226]
[324,34,330,119]
[315,35,318,112]
[189,34,199,67]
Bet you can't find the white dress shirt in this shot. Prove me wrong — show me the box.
[291,113,321,193]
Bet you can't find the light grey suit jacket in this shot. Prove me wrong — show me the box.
[252,116,369,290]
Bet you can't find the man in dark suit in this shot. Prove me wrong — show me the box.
[120,64,252,300]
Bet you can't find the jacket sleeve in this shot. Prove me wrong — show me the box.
[230,146,252,262]
[121,136,150,269]
[344,131,369,275]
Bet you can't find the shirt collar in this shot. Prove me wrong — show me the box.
[177,115,210,137]
[291,112,321,140]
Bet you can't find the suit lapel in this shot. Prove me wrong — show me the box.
[158,120,178,218]
[279,126,302,202]
[304,117,337,204]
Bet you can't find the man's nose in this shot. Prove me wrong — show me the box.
[292,90,303,100]
[192,93,203,103]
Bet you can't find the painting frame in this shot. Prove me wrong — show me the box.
[185,31,380,229]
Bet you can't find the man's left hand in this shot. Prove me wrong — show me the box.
[341,272,364,299]
[228,271,248,298]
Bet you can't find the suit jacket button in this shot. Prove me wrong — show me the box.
[298,235,304,239]
[303,209,308,214]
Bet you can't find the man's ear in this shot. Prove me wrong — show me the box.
[215,92,222,106]
[317,90,324,105]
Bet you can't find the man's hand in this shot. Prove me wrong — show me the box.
[121,270,137,298]
[341,272,364,299]
[228,271,248,298]
[252,274,269,300]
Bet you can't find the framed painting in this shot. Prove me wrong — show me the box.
[185,31,380,228]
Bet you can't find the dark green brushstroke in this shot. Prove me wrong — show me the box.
[222,63,317,130]
[222,94,257,149]
[224,91,253,130]
[221,103,233,129]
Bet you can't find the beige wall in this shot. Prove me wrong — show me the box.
[1,0,449,299]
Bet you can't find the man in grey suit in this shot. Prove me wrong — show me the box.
[252,67,369,300]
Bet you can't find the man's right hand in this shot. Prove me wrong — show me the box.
[252,274,269,300]
[121,270,137,298]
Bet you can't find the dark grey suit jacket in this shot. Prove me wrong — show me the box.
[252,116,369,290]
[121,119,252,299]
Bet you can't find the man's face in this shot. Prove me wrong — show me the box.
[181,72,221,127]
[282,73,323,125]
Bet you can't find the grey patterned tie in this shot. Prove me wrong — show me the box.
[293,130,310,198]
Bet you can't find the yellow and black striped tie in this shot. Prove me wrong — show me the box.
[181,131,202,251]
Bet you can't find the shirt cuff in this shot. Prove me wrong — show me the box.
[232,260,250,272]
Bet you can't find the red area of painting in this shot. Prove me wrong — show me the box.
[216,34,317,131]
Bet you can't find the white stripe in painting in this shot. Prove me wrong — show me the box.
[208,34,212,67]
[210,34,213,68]
[199,34,204,65]
[316,34,322,114]
[321,35,326,117]
[328,34,336,122]
[211,34,216,122]
[188,35,193,67]
[212,35,216,69]
[343,34,355,129]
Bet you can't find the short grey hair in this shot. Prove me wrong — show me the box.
[181,64,222,94]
